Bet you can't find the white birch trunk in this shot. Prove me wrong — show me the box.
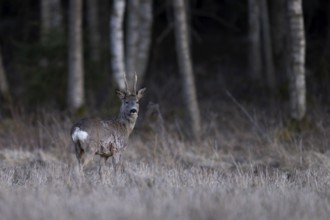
[136,0,153,85]
[40,0,63,42]
[248,0,262,81]
[87,0,101,62]
[110,0,126,90]
[260,0,276,90]
[287,0,306,120]
[173,0,201,139]
[125,0,140,86]
[68,0,84,112]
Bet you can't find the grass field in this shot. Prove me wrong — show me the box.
[0,105,330,220]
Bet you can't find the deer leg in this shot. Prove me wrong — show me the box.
[98,156,107,181]
[112,152,123,174]
[74,142,84,175]
[80,150,94,173]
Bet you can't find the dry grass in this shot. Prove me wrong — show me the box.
[0,104,330,220]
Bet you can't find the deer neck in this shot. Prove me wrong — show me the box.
[117,113,137,135]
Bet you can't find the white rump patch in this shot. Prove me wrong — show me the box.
[72,127,88,142]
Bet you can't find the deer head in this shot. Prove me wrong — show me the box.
[115,73,146,123]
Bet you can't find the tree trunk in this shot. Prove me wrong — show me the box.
[125,0,140,86]
[68,0,84,112]
[317,1,330,71]
[110,0,126,90]
[260,0,276,90]
[248,0,262,81]
[40,0,63,43]
[136,0,153,86]
[86,0,101,62]
[125,0,153,88]
[287,0,306,120]
[269,0,287,81]
[173,0,201,139]
[0,47,11,106]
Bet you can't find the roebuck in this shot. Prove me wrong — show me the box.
[70,75,146,175]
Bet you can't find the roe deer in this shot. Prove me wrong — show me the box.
[70,75,146,175]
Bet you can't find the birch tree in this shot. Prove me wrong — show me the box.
[173,0,201,139]
[248,0,262,81]
[40,0,63,43]
[68,0,84,112]
[125,0,153,87]
[110,0,152,90]
[287,0,306,120]
[87,0,101,62]
[135,0,153,84]
[110,0,126,90]
[125,0,140,84]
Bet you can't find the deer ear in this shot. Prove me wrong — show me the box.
[115,89,126,100]
[137,88,146,100]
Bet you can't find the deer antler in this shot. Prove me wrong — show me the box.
[133,72,137,94]
[123,72,130,94]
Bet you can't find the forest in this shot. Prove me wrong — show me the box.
[0,0,330,220]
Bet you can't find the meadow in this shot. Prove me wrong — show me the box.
[0,103,330,220]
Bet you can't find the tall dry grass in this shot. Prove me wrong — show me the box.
[0,103,330,220]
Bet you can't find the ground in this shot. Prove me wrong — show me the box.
[0,103,330,220]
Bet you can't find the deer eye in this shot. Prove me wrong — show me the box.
[125,101,129,104]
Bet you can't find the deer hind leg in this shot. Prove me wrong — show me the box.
[80,152,94,172]
[75,141,94,174]
[74,142,84,173]
[71,142,82,184]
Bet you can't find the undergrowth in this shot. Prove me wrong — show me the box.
[0,104,330,220]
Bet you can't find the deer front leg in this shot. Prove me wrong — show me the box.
[112,151,124,174]
[98,156,107,181]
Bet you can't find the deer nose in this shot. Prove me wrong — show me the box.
[130,108,137,114]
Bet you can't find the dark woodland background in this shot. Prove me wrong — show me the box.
[0,0,329,118]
